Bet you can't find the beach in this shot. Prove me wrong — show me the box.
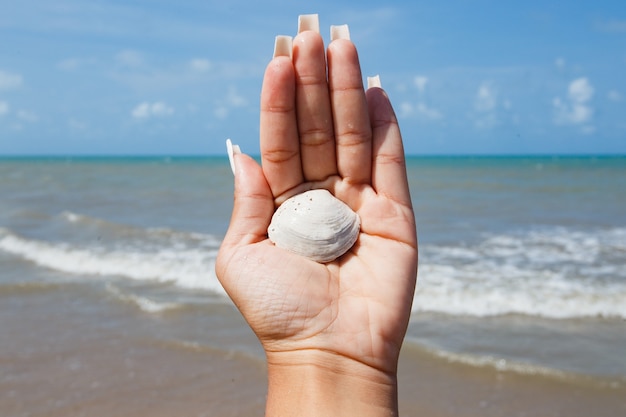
[1,156,625,416]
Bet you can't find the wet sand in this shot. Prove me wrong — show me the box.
[2,284,624,417]
[398,343,626,417]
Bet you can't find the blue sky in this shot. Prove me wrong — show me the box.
[1,0,625,155]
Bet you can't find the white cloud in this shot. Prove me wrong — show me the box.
[399,76,442,121]
[473,82,498,129]
[213,87,248,119]
[474,113,497,129]
[568,77,594,103]
[190,58,212,72]
[553,77,594,126]
[555,57,566,70]
[581,125,596,135]
[399,102,443,121]
[596,19,626,33]
[110,57,260,92]
[17,110,38,123]
[150,101,174,116]
[131,101,174,119]
[57,58,82,71]
[399,102,412,118]
[553,97,592,124]
[0,70,23,91]
[214,106,229,120]
[57,57,97,71]
[132,103,151,119]
[474,83,497,112]
[608,90,623,102]
[226,87,247,107]
[415,103,443,120]
[414,76,428,93]
[0,101,9,116]
[69,118,88,130]
[116,50,143,67]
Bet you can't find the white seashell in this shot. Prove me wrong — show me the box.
[268,189,360,263]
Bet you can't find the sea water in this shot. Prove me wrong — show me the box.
[1,156,625,414]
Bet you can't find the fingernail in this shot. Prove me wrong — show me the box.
[273,35,293,59]
[367,75,382,89]
[330,24,350,41]
[226,138,241,175]
[298,14,320,34]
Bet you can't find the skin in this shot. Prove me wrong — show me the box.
[215,26,418,417]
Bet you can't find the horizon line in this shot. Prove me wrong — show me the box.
[1,153,625,159]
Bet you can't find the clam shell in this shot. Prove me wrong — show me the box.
[268,189,360,263]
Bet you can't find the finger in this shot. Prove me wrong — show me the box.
[366,79,413,208]
[327,27,372,185]
[260,36,303,199]
[219,150,274,253]
[293,19,337,182]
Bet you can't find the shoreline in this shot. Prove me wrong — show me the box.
[2,283,625,417]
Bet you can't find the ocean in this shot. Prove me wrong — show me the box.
[1,155,625,416]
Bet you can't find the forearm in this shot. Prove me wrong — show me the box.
[265,350,399,417]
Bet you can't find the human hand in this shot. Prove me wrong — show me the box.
[215,15,417,416]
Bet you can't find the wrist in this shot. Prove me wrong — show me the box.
[265,349,399,417]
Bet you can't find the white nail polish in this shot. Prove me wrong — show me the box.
[367,75,382,89]
[273,35,293,59]
[226,139,241,175]
[330,24,350,41]
[298,14,320,34]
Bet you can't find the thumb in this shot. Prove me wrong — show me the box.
[220,150,275,252]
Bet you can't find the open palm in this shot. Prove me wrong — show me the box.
[215,27,417,376]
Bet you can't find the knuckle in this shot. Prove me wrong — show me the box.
[337,130,370,148]
[299,127,334,147]
[262,147,299,164]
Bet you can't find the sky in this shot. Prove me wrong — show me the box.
[1,0,625,155]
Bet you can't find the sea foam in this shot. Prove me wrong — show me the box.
[0,227,225,295]
[415,227,626,319]
[2,224,625,319]
[105,283,182,313]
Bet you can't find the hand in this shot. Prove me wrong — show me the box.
[216,15,417,416]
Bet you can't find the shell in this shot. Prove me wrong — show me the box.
[268,189,360,263]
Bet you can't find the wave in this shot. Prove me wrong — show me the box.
[0,226,225,295]
[2,220,625,319]
[404,337,625,389]
[105,283,183,313]
[60,211,222,246]
[415,227,626,319]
